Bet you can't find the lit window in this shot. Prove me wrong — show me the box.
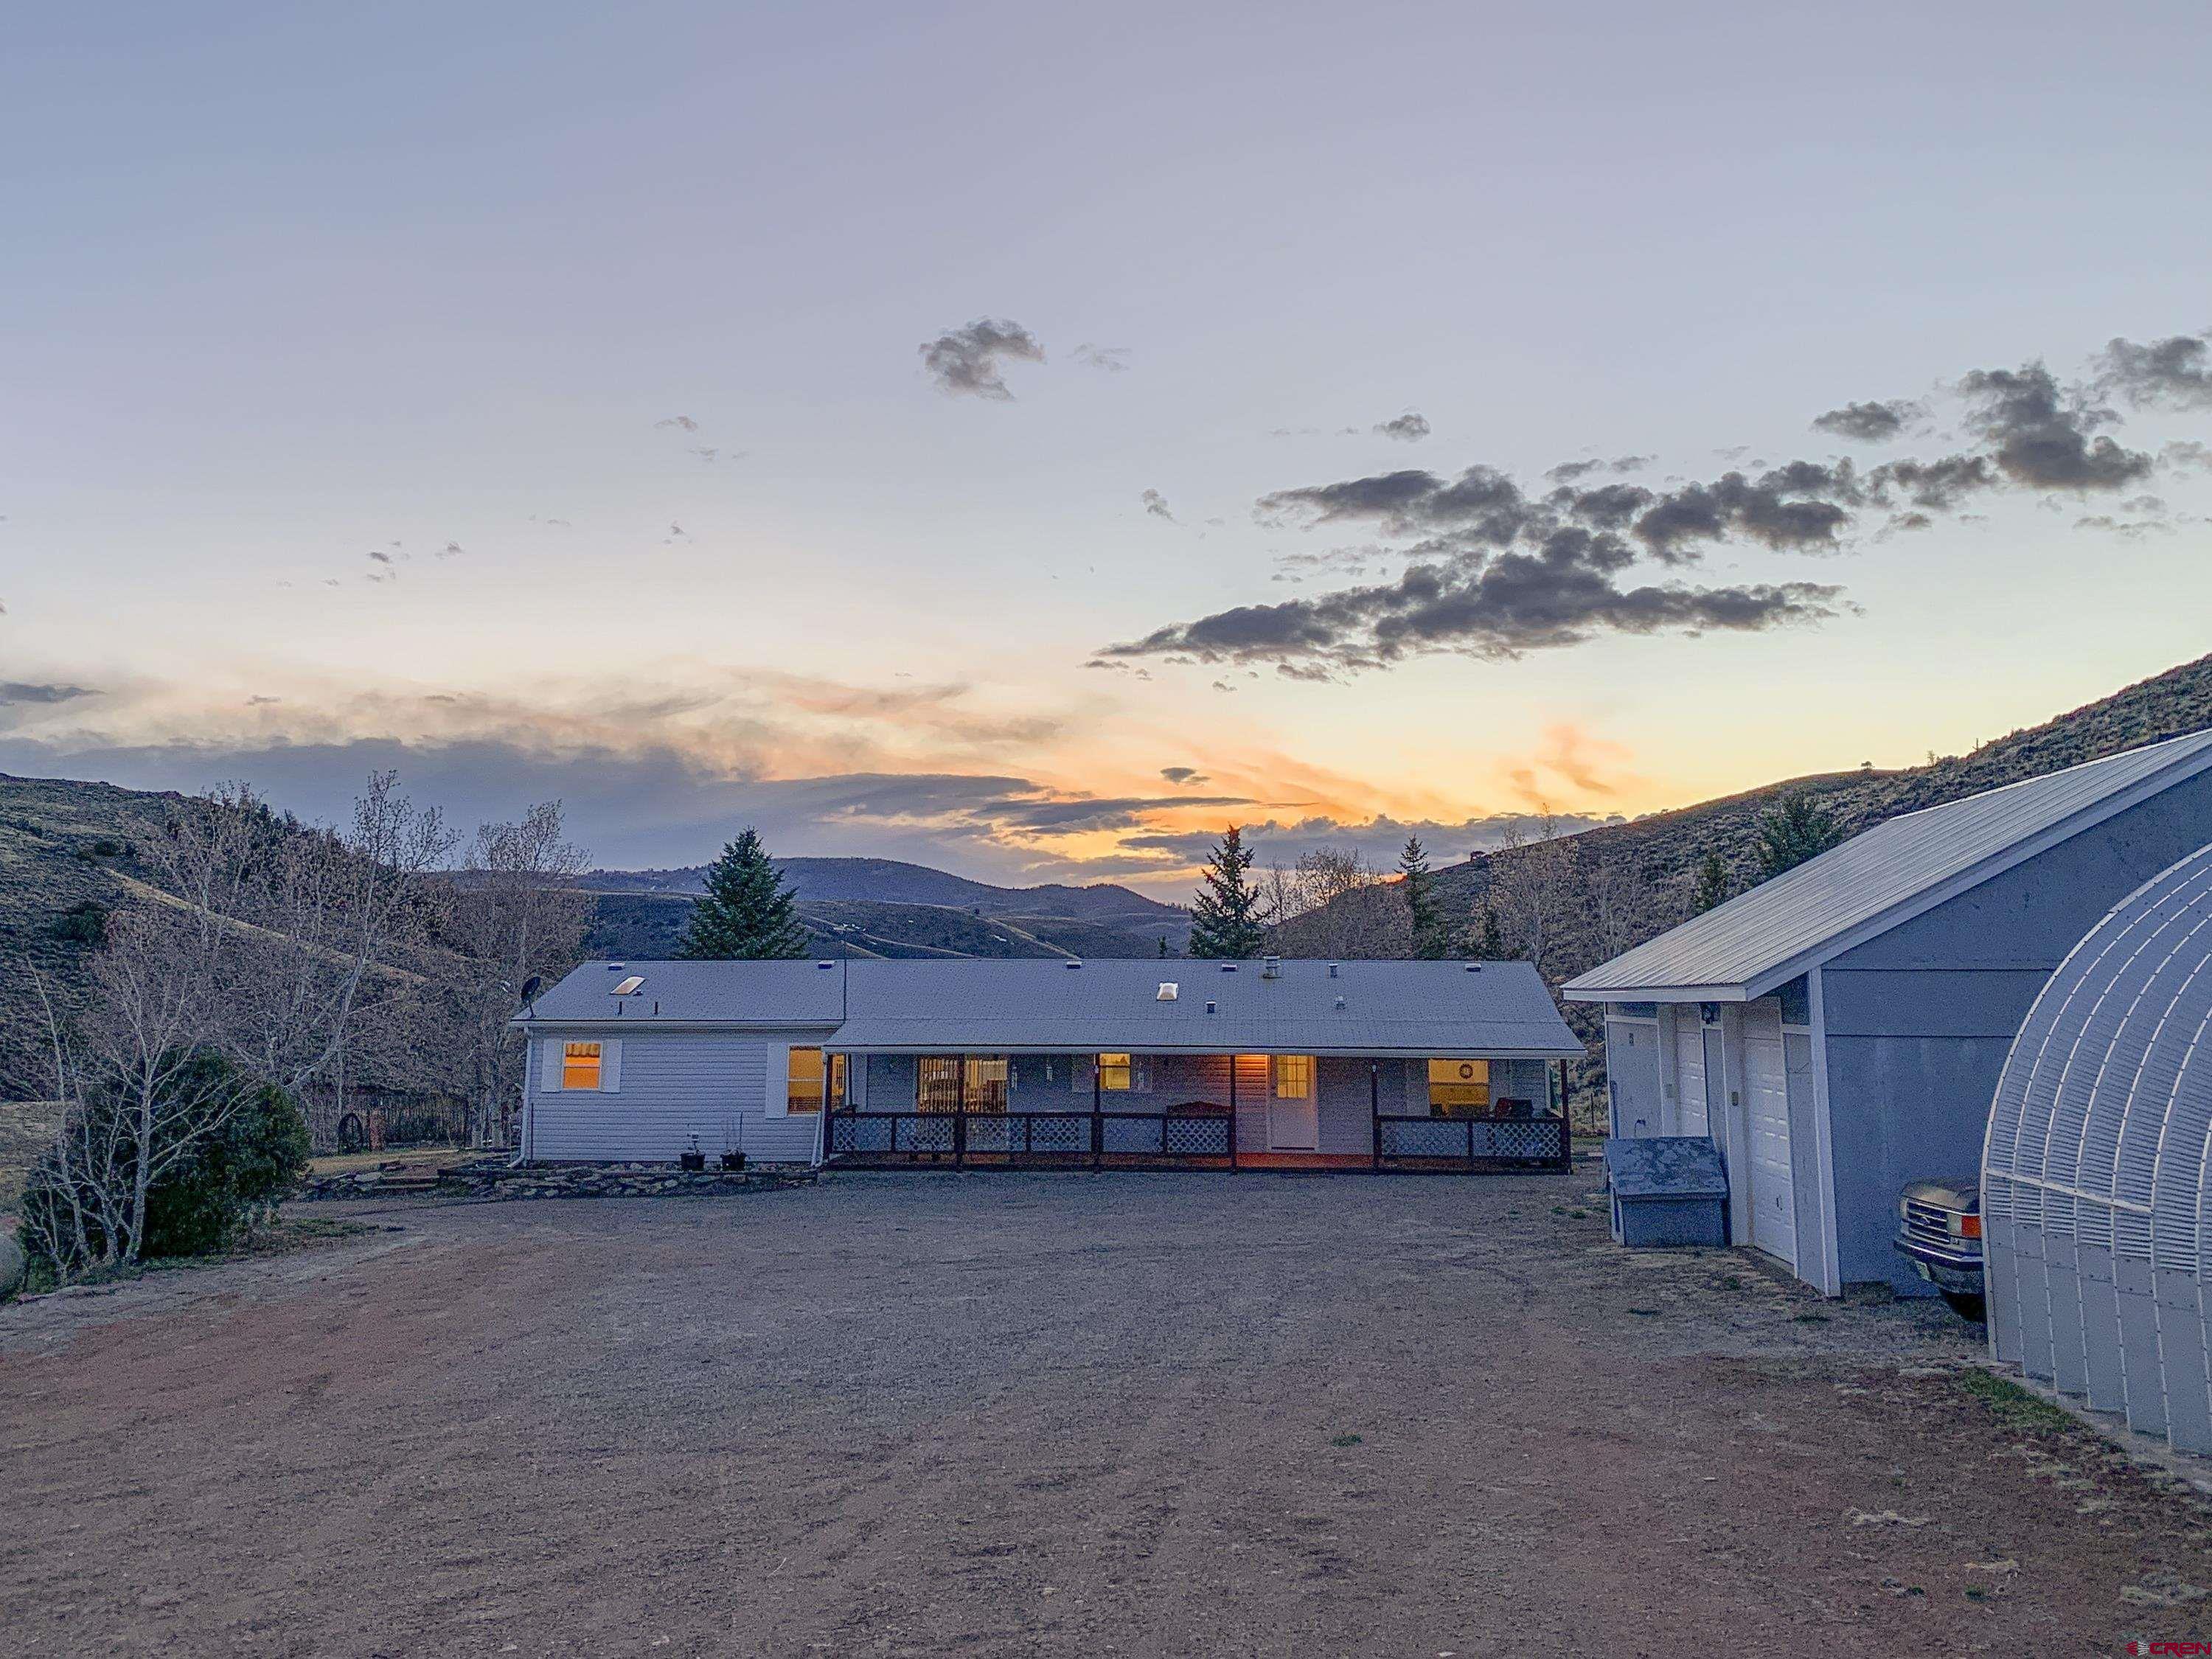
[787,1046,827,1114]
[1273,1054,1313,1099]
[1428,1058,1491,1118]
[919,1056,1008,1112]
[563,1041,603,1090]
[1099,1052,1134,1092]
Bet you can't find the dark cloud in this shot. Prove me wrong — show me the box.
[1865,453,1997,510]
[1812,398,1924,442]
[1629,464,1858,562]
[0,681,94,706]
[919,317,1046,400]
[1141,488,1175,521]
[1373,413,1430,443]
[1957,362,2152,490]
[1159,766,1208,785]
[1109,330,2205,678]
[1104,535,1845,673]
[1546,454,1654,484]
[367,549,393,565]
[1071,343,1131,372]
[2096,332,2212,410]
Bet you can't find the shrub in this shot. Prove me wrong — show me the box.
[142,1073,311,1256]
[49,900,110,944]
[20,1054,311,1270]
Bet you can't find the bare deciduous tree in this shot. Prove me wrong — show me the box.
[1487,812,1579,982]
[1265,845,1408,957]
[441,801,593,1146]
[21,773,456,1279]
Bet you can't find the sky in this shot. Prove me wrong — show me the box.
[4,1,2211,897]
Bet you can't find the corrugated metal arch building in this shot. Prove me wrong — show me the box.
[1983,844,2212,1454]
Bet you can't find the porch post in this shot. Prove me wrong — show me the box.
[1092,1055,1102,1171]
[1369,1062,1381,1172]
[1227,1056,1239,1172]
[1555,1058,1571,1170]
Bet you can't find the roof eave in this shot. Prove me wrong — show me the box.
[1562,984,1751,1004]
[1567,737,2212,1006]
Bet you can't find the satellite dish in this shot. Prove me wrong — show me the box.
[518,975,542,1012]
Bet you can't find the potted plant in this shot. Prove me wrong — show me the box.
[720,1116,746,1171]
[679,1133,706,1173]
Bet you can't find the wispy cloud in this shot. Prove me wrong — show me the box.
[1373,412,1431,443]
[1071,342,1131,372]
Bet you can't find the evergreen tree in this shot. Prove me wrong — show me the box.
[678,827,810,960]
[1692,849,1732,914]
[1186,825,1266,959]
[1474,904,1508,960]
[1753,793,1844,880]
[1398,835,1447,959]
[1156,934,1170,959]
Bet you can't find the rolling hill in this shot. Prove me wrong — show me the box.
[580,858,1190,961]
[1279,651,2212,1009]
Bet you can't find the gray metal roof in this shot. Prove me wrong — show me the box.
[524,958,849,1025]
[521,956,1581,1057]
[1565,727,2212,1002]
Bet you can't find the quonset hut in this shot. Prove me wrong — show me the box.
[1983,842,2212,1455]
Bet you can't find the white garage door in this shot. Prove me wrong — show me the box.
[1742,998,1796,1267]
[1673,1007,1708,1136]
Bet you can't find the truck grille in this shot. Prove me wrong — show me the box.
[1901,1199,1979,1259]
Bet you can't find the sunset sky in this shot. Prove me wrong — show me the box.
[4,2,2211,897]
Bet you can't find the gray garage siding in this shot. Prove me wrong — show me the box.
[1818,771,2212,1289]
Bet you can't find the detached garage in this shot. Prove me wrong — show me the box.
[1567,729,2212,1295]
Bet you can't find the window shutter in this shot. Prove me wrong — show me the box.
[768,1043,790,1117]
[600,1039,622,1093]
[541,1039,564,1093]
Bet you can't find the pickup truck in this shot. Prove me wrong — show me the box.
[1894,1177,1984,1321]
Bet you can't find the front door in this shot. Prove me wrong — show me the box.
[1267,1054,1318,1150]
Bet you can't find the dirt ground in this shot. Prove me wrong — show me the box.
[4,1172,2209,1657]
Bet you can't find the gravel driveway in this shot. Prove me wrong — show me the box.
[3,1171,2208,1655]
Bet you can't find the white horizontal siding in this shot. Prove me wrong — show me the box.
[528,1028,827,1164]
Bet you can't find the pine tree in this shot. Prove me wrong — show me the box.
[1475,904,1508,960]
[1754,793,1844,880]
[677,827,810,960]
[1156,934,1170,959]
[1186,826,1266,959]
[1692,850,1732,914]
[1398,835,1447,959]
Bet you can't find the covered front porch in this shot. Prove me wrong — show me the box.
[820,1050,1571,1173]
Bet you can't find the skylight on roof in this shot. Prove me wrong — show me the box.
[612,975,645,996]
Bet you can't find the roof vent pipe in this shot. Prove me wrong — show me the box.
[1065,959,1083,969]
[1205,1000,1217,1015]
[1327,963,1339,978]
[1262,956,1281,979]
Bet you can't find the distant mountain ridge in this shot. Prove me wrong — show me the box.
[580,856,1191,961]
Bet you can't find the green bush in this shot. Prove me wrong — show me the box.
[49,900,110,944]
[21,1053,311,1270]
